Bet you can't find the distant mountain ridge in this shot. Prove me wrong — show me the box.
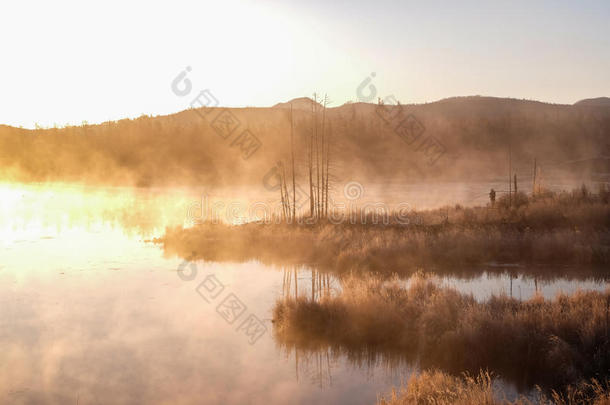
[1,95,609,187]
[272,97,322,110]
[275,95,610,109]
[574,97,610,106]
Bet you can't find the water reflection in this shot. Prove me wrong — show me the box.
[290,266,609,300]
[281,267,337,301]
[0,182,188,239]
[1,182,608,404]
[0,256,416,404]
[277,266,609,307]
[0,183,410,404]
[273,271,610,397]
[441,271,609,300]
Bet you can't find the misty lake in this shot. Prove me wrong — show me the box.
[1,182,607,404]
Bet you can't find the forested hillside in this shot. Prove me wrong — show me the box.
[1,96,608,188]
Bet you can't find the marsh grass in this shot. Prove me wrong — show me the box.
[160,189,610,273]
[378,369,610,405]
[273,274,610,391]
[379,370,504,405]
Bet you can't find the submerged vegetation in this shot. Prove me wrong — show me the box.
[273,273,610,391]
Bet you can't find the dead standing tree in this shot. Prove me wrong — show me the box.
[278,104,297,223]
[319,94,328,218]
[274,96,333,223]
[320,95,333,218]
[532,158,537,196]
[309,95,316,218]
[315,95,321,219]
[278,161,289,221]
[289,93,333,222]
[290,104,296,222]
[324,120,331,217]
[282,162,290,220]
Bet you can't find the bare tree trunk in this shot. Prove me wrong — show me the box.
[282,162,290,222]
[290,104,296,222]
[514,173,518,195]
[309,96,315,218]
[311,269,315,300]
[279,163,287,221]
[282,268,286,297]
[508,141,512,207]
[532,158,536,196]
[325,121,331,217]
[294,268,298,299]
[315,95,321,219]
[286,269,291,297]
[320,95,327,218]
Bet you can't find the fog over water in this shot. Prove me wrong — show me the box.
[1,182,607,404]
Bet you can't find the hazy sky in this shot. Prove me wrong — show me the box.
[2,0,609,128]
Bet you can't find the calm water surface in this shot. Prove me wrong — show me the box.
[1,183,607,404]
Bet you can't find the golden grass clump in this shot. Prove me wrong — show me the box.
[377,369,610,405]
[378,370,501,405]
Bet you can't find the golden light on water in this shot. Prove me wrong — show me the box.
[0,182,278,247]
[1,0,609,401]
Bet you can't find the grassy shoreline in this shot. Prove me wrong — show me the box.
[159,191,610,273]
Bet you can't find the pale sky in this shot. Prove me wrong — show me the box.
[1,0,609,129]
